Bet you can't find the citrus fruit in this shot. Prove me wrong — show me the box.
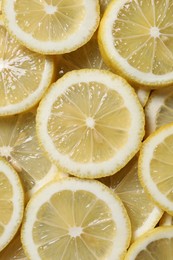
[0,110,58,200]
[36,69,145,178]
[125,226,173,260]
[0,158,24,251]
[0,20,54,116]
[159,212,173,226]
[21,178,131,260]
[145,86,173,135]
[98,0,173,88]
[2,0,100,54]
[99,0,111,15]
[139,123,173,215]
[100,156,163,241]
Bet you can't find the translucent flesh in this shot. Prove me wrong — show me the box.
[48,83,130,163]
[33,190,116,260]
[151,135,173,201]
[0,25,46,106]
[156,94,173,129]
[0,112,52,193]
[135,237,173,259]
[0,172,13,235]
[14,0,85,41]
[56,34,109,78]
[100,157,159,238]
[112,0,173,75]
[0,233,27,259]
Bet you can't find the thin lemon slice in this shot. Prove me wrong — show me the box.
[0,110,59,201]
[0,158,24,252]
[2,0,100,54]
[100,156,163,241]
[145,86,173,135]
[21,178,131,260]
[139,123,173,215]
[0,20,54,116]
[56,33,150,107]
[36,69,145,178]
[0,231,27,259]
[125,226,173,260]
[98,0,173,88]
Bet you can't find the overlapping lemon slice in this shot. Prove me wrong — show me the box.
[21,178,131,260]
[0,158,24,252]
[2,0,100,54]
[36,69,145,178]
[99,0,173,88]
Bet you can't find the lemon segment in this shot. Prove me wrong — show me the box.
[98,0,173,88]
[0,21,54,115]
[100,156,163,241]
[2,0,100,54]
[139,123,173,215]
[0,158,24,251]
[21,178,131,260]
[125,226,173,260]
[36,69,145,178]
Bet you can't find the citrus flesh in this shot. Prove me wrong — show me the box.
[21,178,131,260]
[36,69,145,178]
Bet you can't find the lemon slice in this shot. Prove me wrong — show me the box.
[145,86,173,135]
[21,178,131,260]
[0,20,54,116]
[0,110,59,201]
[98,0,173,88]
[36,69,145,178]
[159,212,173,226]
[0,158,24,251]
[99,0,111,15]
[125,226,173,260]
[100,156,163,241]
[2,0,100,54]
[0,231,26,259]
[139,123,173,215]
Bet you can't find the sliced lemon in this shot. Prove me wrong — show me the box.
[0,20,54,116]
[139,123,173,215]
[100,156,163,241]
[125,226,173,260]
[145,86,173,135]
[0,158,24,252]
[99,0,111,15]
[98,0,173,88]
[36,69,145,178]
[159,212,173,226]
[2,0,100,54]
[0,110,59,201]
[21,178,131,260]
[0,231,27,259]
[56,33,150,107]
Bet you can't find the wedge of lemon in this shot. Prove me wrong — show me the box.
[21,178,131,260]
[125,226,173,260]
[98,0,173,88]
[0,231,27,259]
[0,158,24,252]
[2,0,100,54]
[145,86,173,135]
[0,20,54,116]
[0,110,59,201]
[139,123,173,215]
[100,156,163,241]
[36,69,145,178]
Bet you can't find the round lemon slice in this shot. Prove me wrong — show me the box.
[36,69,145,178]
[139,123,173,215]
[125,226,173,259]
[2,0,100,54]
[0,158,24,252]
[100,156,163,241]
[21,178,131,260]
[145,86,173,135]
[98,0,173,88]
[0,20,54,116]
[0,110,59,201]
